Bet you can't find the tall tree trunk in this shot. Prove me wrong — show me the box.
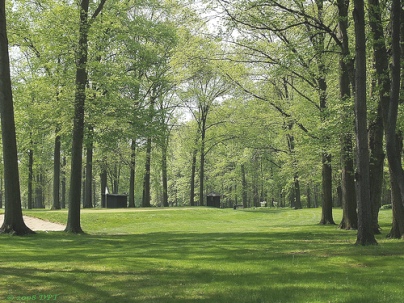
[385,0,404,239]
[35,173,44,208]
[189,148,197,206]
[142,137,152,207]
[315,0,334,225]
[61,157,66,209]
[100,167,107,207]
[320,154,335,224]
[367,0,391,235]
[112,163,120,194]
[66,0,90,233]
[339,135,357,229]
[337,0,357,230]
[199,127,206,207]
[128,140,136,208]
[82,166,86,207]
[84,126,93,208]
[0,0,33,234]
[162,143,169,207]
[368,0,404,239]
[27,147,34,210]
[294,174,301,209]
[0,176,3,209]
[353,0,377,245]
[241,164,248,208]
[52,131,61,210]
[65,0,107,231]
[368,104,384,233]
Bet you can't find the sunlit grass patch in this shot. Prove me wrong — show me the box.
[0,207,402,302]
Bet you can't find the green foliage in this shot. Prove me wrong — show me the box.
[0,208,402,302]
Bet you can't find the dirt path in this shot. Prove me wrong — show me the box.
[0,215,65,231]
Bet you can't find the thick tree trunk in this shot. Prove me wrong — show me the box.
[0,176,3,209]
[367,0,392,235]
[142,137,152,207]
[128,140,136,208]
[52,132,61,210]
[313,0,334,225]
[66,0,90,233]
[337,0,357,230]
[353,0,377,245]
[320,154,335,224]
[385,0,404,239]
[369,104,384,233]
[388,161,404,238]
[0,177,2,209]
[339,135,357,229]
[0,0,34,235]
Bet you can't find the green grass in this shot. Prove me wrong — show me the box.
[0,207,403,303]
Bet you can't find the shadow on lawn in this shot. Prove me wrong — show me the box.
[1,231,402,303]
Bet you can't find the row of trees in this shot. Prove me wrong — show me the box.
[0,0,403,244]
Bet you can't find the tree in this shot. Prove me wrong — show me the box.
[337,0,357,230]
[353,0,377,245]
[384,0,404,239]
[0,0,34,235]
[65,0,107,233]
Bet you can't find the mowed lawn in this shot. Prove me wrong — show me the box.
[0,207,403,303]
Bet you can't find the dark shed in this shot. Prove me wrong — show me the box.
[206,193,221,208]
[101,194,128,208]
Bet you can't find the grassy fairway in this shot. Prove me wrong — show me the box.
[0,208,402,303]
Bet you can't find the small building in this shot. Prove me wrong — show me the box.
[101,194,128,208]
[206,192,221,208]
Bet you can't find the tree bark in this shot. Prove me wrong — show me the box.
[128,140,136,208]
[142,137,152,207]
[307,186,311,208]
[353,0,377,245]
[189,148,197,206]
[367,0,391,235]
[320,153,335,224]
[336,0,357,230]
[27,147,34,210]
[65,0,90,233]
[241,164,248,208]
[100,167,107,207]
[84,128,93,208]
[315,0,334,225]
[52,131,61,210]
[368,104,384,233]
[162,143,169,207]
[199,122,206,207]
[385,0,404,239]
[0,0,34,235]
[34,173,44,208]
[61,157,66,209]
[339,134,357,229]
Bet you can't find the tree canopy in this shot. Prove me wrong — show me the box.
[0,0,403,242]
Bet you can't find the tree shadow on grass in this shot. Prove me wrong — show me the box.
[0,231,402,303]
